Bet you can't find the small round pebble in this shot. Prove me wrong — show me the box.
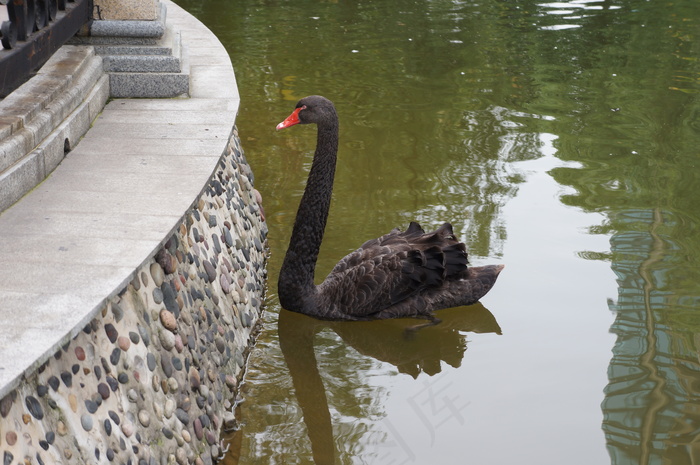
[189,369,200,390]
[164,399,175,419]
[106,376,118,391]
[168,377,179,391]
[85,399,98,414]
[47,376,60,391]
[104,324,118,343]
[118,336,131,351]
[109,410,120,425]
[161,355,173,377]
[110,348,121,366]
[194,418,203,439]
[159,329,176,351]
[150,263,164,287]
[220,274,231,294]
[138,325,150,347]
[175,408,190,425]
[152,287,164,304]
[60,372,72,387]
[160,309,177,332]
[25,395,44,419]
[203,261,216,283]
[146,353,156,371]
[57,421,68,436]
[81,413,93,431]
[36,384,49,398]
[170,448,183,464]
[121,420,134,437]
[97,383,110,400]
[111,302,124,322]
[138,410,150,427]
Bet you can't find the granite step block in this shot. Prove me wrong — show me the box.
[102,55,181,73]
[93,26,180,57]
[109,73,189,98]
[93,44,172,56]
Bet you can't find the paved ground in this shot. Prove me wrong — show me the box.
[0,0,240,396]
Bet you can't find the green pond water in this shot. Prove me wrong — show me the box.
[174,0,700,463]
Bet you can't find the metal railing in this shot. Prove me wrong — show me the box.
[0,0,91,97]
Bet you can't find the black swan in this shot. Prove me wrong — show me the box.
[276,95,504,325]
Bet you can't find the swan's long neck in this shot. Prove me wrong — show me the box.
[278,115,338,312]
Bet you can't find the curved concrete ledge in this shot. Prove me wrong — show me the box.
[0,1,267,463]
[0,0,241,399]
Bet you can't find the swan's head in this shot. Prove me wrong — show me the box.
[276,95,337,130]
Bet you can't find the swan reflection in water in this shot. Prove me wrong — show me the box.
[278,303,502,464]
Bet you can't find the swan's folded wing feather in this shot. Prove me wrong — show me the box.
[328,224,420,276]
[319,229,469,319]
[320,250,414,318]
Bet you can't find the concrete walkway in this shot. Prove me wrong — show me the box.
[0,0,239,397]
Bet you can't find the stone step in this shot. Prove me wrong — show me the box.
[67,2,190,97]
[103,54,181,73]
[0,47,108,212]
[78,3,190,98]
[0,47,98,140]
[108,43,189,98]
[102,55,180,73]
[99,27,182,73]
[93,22,180,57]
[70,2,168,46]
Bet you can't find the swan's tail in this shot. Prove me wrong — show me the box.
[432,264,505,309]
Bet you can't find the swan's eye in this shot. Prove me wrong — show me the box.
[300,105,307,111]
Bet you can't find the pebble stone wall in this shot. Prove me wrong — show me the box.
[0,127,268,464]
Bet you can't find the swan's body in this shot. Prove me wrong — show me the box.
[277,96,503,323]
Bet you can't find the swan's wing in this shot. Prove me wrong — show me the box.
[319,222,469,319]
[327,222,422,276]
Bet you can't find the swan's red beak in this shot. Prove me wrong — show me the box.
[276,107,302,130]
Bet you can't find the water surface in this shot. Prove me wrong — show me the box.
[173,0,700,463]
